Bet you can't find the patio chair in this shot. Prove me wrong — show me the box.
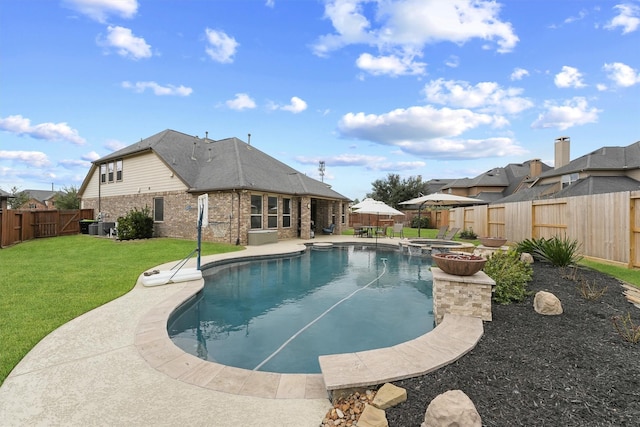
[353,223,365,237]
[435,226,449,239]
[443,227,460,240]
[390,223,404,238]
[322,223,335,235]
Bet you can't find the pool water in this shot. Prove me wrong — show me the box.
[168,245,434,374]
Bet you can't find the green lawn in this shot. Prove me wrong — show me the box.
[0,235,243,385]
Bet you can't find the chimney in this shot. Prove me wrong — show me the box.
[554,136,570,169]
[529,159,542,178]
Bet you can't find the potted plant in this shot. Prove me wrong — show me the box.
[479,237,507,247]
[432,253,486,276]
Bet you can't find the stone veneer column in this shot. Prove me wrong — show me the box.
[431,268,496,324]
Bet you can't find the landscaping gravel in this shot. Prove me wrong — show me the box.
[385,262,640,426]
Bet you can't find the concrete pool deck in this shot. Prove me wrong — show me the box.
[0,235,483,426]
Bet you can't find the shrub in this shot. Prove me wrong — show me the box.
[484,248,533,305]
[459,228,477,239]
[576,277,608,301]
[516,236,583,267]
[535,236,583,267]
[611,312,640,344]
[516,237,547,260]
[117,207,154,240]
[410,216,430,229]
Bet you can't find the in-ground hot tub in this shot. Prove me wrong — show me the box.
[399,238,475,255]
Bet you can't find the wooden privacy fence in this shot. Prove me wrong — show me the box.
[449,190,640,268]
[0,208,94,248]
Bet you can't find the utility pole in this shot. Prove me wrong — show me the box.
[318,161,325,183]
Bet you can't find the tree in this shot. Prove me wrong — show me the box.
[55,186,80,210]
[366,174,429,208]
[7,186,29,209]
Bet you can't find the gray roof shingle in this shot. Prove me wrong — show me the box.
[96,129,349,200]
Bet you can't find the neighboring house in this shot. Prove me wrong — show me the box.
[498,137,640,203]
[0,189,11,212]
[438,159,552,203]
[78,129,350,245]
[19,189,59,210]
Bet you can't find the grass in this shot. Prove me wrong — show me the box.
[580,259,640,287]
[0,235,243,385]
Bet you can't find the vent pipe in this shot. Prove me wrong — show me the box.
[248,133,251,145]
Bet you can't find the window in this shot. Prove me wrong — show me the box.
[341,204,345,224]
[561,173,579,189]
[116,159,123,181]
[267,196,278,228]
[108,161,115,183]
[250,195,262,229]
[153,197,164,222]
[100,164,107,183]
[282,198,291,228]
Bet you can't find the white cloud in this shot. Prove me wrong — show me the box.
[205,28,239,63]
[554,66,586,88]
[104,140,126,151]
[312,0,519,57]
[445,55,460,68]
[603,62,640,87]
[531,97,601,131]
[280,96,308,113]
[122,81,193,96]
[226,93,256,111]
[423,79,533,115]
[83,151,102,161]
[63,0,138,23]
[605,3,640,34]
[510,67,529,81]
[0,151,51,167]
[0,115,86,145]
[336,104,525,159]
[99,26,152,60]
[356,53,426,76]
[59,159,92,169]
[265,0,275,7]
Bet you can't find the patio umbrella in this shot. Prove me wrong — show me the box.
[351,199,404,243]
[399,193,486,237]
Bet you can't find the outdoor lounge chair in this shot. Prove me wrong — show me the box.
[443,227,460,240]
[390,223,404,238]
[322,223,335,235]
[435,226,449,239]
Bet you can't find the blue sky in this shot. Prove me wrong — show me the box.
[1,0,639,200]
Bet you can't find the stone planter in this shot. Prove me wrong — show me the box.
[478,237,507,247]
[432,253,486,276]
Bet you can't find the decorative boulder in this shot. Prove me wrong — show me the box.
[520,252,534,264]
[422,390,481,427]
[372,383,407,410]
[534,291,563,315]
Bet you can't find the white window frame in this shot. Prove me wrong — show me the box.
[250,195,263,229]
[153,197,164,222]
[282,198,291,228]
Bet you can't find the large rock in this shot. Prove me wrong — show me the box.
[534,291,563,315]
[422,390,481,427]
[372,383,407,410]
[357,404,388,427]
[520,252,534,264]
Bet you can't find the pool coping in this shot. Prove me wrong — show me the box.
[134,237,484,399]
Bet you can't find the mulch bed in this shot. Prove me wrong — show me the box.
[386,262,640,426]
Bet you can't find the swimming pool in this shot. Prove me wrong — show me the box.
[168,244,434,374]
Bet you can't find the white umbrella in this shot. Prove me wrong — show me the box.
[352,199,405,216]
[400,193,486,206]
[351,199,404,242]
[399,193,485,237]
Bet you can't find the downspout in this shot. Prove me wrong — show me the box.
[97,165,101,219]
[236,190,241,245]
